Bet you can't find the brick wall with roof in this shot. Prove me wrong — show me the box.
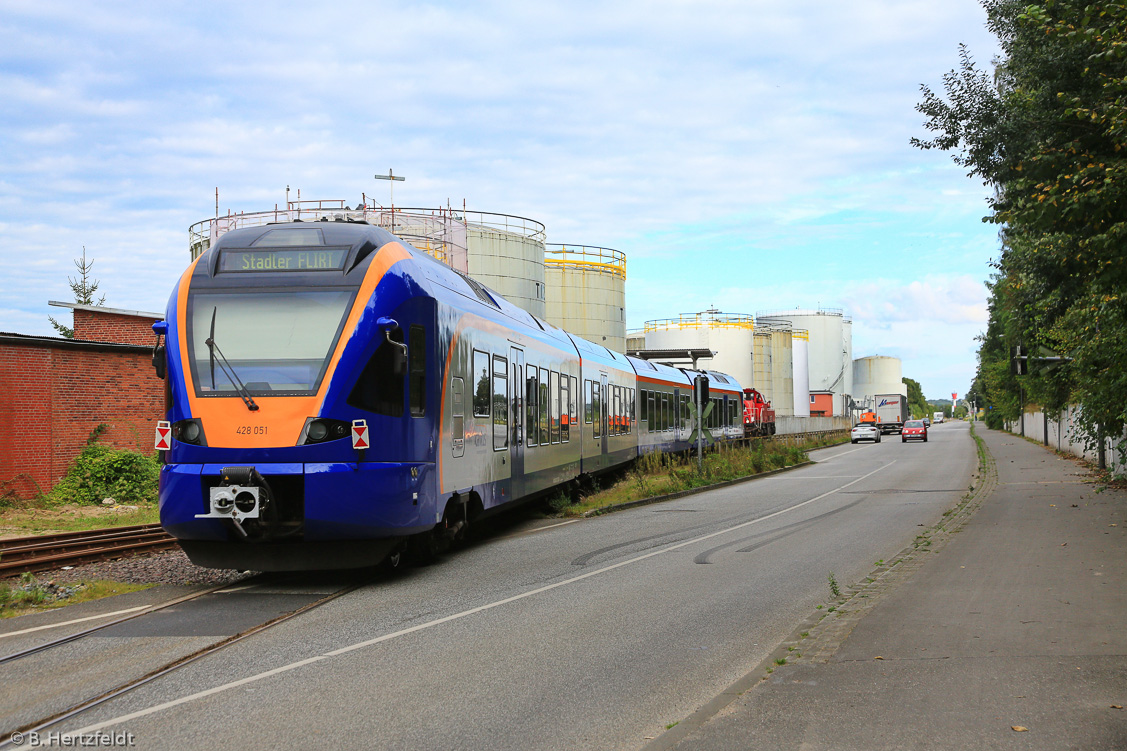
[0,334,164,500]
[73,308,161,346]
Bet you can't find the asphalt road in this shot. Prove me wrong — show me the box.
[35,424,976,750]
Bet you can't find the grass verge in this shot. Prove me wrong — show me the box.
[550,431,849,517]
[0,573,154,618]
[0,502,160,538]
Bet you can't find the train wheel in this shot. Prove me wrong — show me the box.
[380,549,404,572]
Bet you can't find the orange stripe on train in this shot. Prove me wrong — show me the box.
[180,243,412,449]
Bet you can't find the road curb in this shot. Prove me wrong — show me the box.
[643,423,998,751]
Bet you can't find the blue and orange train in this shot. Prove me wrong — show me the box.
[153,221,746,570]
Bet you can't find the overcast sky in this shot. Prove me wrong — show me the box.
[0,0,1001,400]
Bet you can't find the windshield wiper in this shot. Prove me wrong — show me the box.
[205,306,260,412]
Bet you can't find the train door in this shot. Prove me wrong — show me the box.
[600,373,609,456]
[509,347,525,498]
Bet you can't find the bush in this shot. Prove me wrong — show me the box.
[47,444,160,506]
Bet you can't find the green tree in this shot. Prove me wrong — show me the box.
[902,377,930,419]
[48,246,106,338]
[915,0,1127,457]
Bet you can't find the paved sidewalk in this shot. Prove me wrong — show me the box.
[665,425,1127,750]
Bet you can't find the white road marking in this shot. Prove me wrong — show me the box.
[65,461,895,738]
[0,606,150,639]
[816,446,866,460]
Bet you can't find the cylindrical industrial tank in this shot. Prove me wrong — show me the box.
[753,331,772,404]
[843,316,854,402]
[792,331,810,417]
[626,330,646,352]
[544,244,627,351]
[465,212,547,318]
[768,326,794,416]
[852,356,904,403]
[757,309,850,416]
[643,311,755,387]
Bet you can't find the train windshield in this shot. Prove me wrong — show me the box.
[187,289,355,396]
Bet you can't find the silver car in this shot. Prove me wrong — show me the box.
[851,423,881,444]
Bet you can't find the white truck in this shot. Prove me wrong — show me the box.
[933,411,945,424]
[874,394,909,434]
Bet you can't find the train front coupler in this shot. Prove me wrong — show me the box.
[195,466,273,539]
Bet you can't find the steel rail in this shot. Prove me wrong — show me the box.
[0,525,177,577]
[2,577,369,746]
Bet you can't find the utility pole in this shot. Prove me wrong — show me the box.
[374,169,405,207]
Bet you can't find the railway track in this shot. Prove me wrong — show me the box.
[0,524,178,577]
[1,572,372,743]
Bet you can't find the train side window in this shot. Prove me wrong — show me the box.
[561,375,570,443]
[568,375,577,439]
[629,388,635,430]
[451,377,464,443]
[472,350,490,418]
[409,325,426,417]
[347,329,405,417]
[526,369,538,447]
[592,380,602,438]
[618,386,625,435]
[492,355,508,451]
[640,389,648,426]
[647,391,655,432]
[550,370,560,444]
[608,386,616,436]
[539,367,549,445]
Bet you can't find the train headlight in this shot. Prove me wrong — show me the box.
[173,419,206,446]
[299,418,352,445]
[308,421,329,442]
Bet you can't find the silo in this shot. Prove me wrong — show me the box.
[753,331,773,404]
[792,331,811,417]
[643,311,755,388]
[768,326,794,416]
[843,316,854,401]
[464,211,547,318]
[626,330,646,352]
[852,356,906,402]
[544,244,627,351]
[757,309,850,416]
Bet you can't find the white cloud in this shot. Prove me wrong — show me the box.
[0,0,1002,400]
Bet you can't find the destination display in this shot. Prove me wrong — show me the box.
[219,248,348,272]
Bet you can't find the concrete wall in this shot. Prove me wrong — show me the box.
[776,415,851,435]
[1005,407,1127,473]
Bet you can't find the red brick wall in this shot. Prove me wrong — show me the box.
[0,336,164,500]
[73,309,161,346]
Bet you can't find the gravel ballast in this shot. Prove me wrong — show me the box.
[26,549,252,587]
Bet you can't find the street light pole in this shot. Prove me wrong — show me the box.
[374,169,405,207]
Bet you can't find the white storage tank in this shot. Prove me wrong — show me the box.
[544,244,627,351]
[643,310,755,388]
[757,309,851,416]
[753,330,773,405]
[853,355,906,402]
[464,211,547,318]
[768,326,794,416]
[626,330,646,352]
[792,330,811,418]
